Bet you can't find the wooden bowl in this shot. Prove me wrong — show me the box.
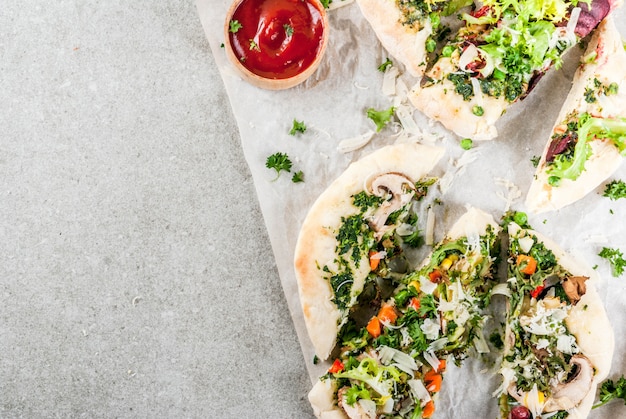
[223,0,329,90]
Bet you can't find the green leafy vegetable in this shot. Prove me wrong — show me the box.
[265,152,292,179]
[289,119,307,135]
[603,180,626,200]
[593,375,626,409]
[598,247,626,277]
[547,114,626,184]
[367,107,395,132]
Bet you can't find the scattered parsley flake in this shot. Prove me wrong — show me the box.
[366,107,395,132]
[378,58,393,72]
[531,155,540,167]
[598,246,626,277]
[289,119,307,135]
[291,170,304,183]
[284,24,294,37]
[229,20,242,33]
[266,152,292,180]
[249,39,260,52]
[603,180,626,200]
[593,375,626,409]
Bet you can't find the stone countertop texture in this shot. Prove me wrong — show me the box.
[0,1,313,417]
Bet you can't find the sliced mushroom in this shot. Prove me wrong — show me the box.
[561,276,588,305]
[543,355,594,413]
[367,173,415,239]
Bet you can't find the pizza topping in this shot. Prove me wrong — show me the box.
[367,172,416,236]
[543,354,594,412]
[546,113,626,185]
[561,275,588,305]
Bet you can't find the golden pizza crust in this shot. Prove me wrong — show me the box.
[294,143,445,361]
[526,16,626,213]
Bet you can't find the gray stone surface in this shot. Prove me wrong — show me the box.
[0,1,313,417]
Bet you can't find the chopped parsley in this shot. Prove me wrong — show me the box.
[593,375,626,409]
[283,24,294,37]
[229,20,242,33]
[248,39,260,52]
[291,170,304,183]
[289,119,307,135]
[378,58,393,72]
[603,179,626,200]
[598,247,626,277]
[531,155,540,167]
[366,107,395,132]
[265,152,292,179]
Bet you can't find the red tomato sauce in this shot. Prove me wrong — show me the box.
[228,0,326,80]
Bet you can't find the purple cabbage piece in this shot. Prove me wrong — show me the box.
[545,134,575,162]
[575,0,612,38]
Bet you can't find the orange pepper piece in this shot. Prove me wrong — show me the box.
[377,304,398,325]
[369,250,380,271]
[422,400,435,418]
[428,269,442,283]
[408,297,421,311]
[424,369,443,393]
[516,254,537,275]
[366,316,381,338]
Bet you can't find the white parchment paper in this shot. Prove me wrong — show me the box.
[197,1,626,416]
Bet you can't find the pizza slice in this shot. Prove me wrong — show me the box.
[494,217,614,418]
[308,207,501,418]
[294,143,445,361]
[408,0,617,141]
[355,0,473,78]
[526,16,626,213]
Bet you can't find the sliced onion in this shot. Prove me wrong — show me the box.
[458,43,479,72]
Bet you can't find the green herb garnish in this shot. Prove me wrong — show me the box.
[291,170,304,183]
[603,180,626,200]
[289,119,307,135]
[229,20,242,33]
[598,247,626,277]
[378,58,393,72]
[593,375,626,409]
[265,152,292,180]
[367,107,395,132]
